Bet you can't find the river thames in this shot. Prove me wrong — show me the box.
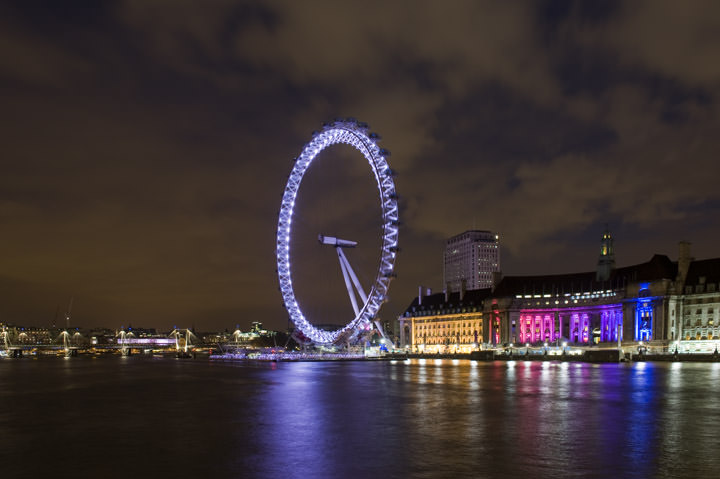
[1,357,719,478]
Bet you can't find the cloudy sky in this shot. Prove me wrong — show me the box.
[3,1,720,332]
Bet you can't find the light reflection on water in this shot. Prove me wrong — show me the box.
[1,358,720,478]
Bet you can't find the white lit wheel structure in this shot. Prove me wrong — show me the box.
[276,119,399,345]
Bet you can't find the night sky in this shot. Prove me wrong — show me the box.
[3,1,720,332]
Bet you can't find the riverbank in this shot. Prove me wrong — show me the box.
[396,349,720,363]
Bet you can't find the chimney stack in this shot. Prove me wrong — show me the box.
[418,286,433,305]
[678,241,693,285]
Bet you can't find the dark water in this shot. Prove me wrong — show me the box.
[1,357,719,478]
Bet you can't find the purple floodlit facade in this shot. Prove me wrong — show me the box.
[517,304,623,344]
[474,241,680,348]
[600,308,623,342]
[518,312,558,343]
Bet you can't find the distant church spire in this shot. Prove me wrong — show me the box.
[596,226,615,282]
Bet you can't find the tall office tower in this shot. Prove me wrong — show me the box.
[443,230,500,292]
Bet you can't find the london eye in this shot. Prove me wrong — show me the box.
[276,119,399,345]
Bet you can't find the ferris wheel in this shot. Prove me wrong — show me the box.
[276,119,399,345]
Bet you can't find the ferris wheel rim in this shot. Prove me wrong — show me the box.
[276,119,399,345]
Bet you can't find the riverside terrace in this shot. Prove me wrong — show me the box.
[399,343,720,363]
[398,240,720,357]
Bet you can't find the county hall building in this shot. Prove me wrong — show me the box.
[399,230,720,353]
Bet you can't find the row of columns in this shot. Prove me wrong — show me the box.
[516,307,623,344]
[401,303,652,348]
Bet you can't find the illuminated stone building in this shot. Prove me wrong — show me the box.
[669,243,720,343]
[401,230,720,352]
[0,325,54,345]
[486,253,675,346]
[487,240,720,349]
[443,230,500,292]
[398,288,490,353]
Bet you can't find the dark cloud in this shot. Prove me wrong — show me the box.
[1,0,720,332]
